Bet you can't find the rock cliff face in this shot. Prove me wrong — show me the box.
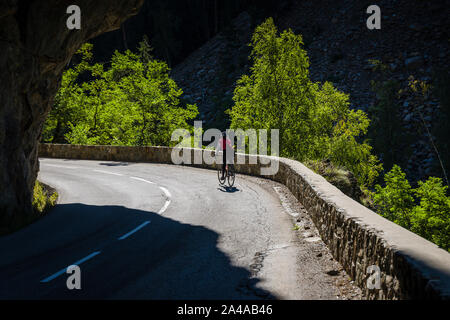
[0,0,144,231]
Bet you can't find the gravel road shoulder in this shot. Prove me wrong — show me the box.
[239,173,364,300]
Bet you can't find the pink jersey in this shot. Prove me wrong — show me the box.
[219,137,232,150]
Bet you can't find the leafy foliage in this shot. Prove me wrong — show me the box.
[373,165,450,251]
[411,177,450,251]
[32,181,58,214]
[227,18,382,189]
[373,165,415,229]
[43,42,198,146]
[305,159,361,200]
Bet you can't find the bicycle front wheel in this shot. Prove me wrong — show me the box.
[227,166,235,187]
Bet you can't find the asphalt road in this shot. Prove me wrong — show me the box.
[0,158,354,299]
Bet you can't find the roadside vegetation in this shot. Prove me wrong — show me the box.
[32,181,58,215]
[228,18,382,192]
[43,39,198,146]
[0,181,58,236]
[373,165,449,251]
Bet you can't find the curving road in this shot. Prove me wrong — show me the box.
[0,158,357,299]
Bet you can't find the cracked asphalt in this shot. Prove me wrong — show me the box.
[0,158,362,299]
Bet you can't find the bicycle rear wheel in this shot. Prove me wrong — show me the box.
[218,167,226,185]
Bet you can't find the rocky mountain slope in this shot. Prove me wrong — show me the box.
[171,0,449,183]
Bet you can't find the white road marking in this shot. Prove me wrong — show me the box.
[93,169,124,176]
[118,221,151,240]
[157,186,172,214]
[40,162,172,276]
[41,164,79,169]
[129,177,171,214]
[159,186,171,198]
[40,251,101,283]
[130,176,155,184]
[158,200,171,215]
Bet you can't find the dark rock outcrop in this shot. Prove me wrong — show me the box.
[0,0,144,231]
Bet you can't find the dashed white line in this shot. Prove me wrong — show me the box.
[39,162,174,285]
[118,221,151,240]
[93,169,124,176]
[40,251,101,283]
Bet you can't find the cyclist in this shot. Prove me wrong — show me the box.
[217,131,233,180]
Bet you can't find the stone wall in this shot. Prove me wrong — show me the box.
[39,143,450,300]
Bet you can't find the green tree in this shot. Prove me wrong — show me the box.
[229,18,311,155]
[42,44,94,143]
[373,165,415,229]
[228,18,381,188]
[373,165,450,251]
[411,177,450,251]
[43,41,198,146]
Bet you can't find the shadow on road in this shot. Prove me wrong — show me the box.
[0,203,274,300]
[217,186,240,193]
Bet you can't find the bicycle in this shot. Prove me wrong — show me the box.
[217,163,235,187]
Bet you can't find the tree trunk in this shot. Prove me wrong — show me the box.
[121,23,129,51]
[0,0,144,232]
